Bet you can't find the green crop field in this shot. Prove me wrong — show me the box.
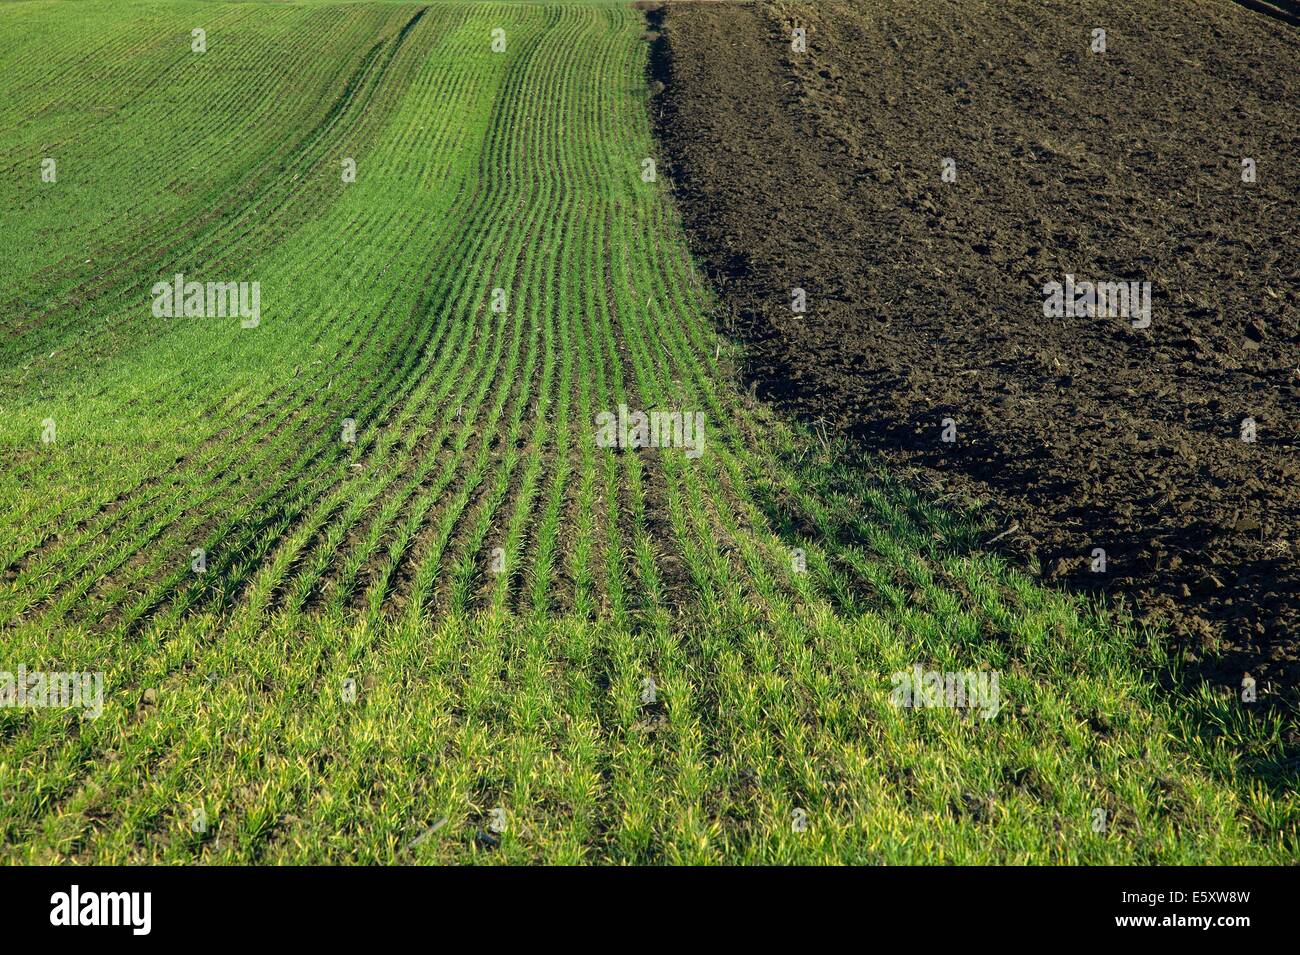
[0,0,1295,865]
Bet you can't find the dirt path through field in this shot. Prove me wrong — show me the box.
[651,0,1300,703]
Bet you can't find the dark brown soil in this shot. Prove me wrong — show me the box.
[651,0,1300,703]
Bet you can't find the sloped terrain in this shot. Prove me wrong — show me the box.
[0,0,1294,863]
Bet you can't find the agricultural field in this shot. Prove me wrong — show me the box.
[659,0,1300,699]
[0,0,1295,866]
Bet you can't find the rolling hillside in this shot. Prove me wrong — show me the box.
[0,0,1294,863]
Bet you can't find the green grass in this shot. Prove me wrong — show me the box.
[0,0,1296,864]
